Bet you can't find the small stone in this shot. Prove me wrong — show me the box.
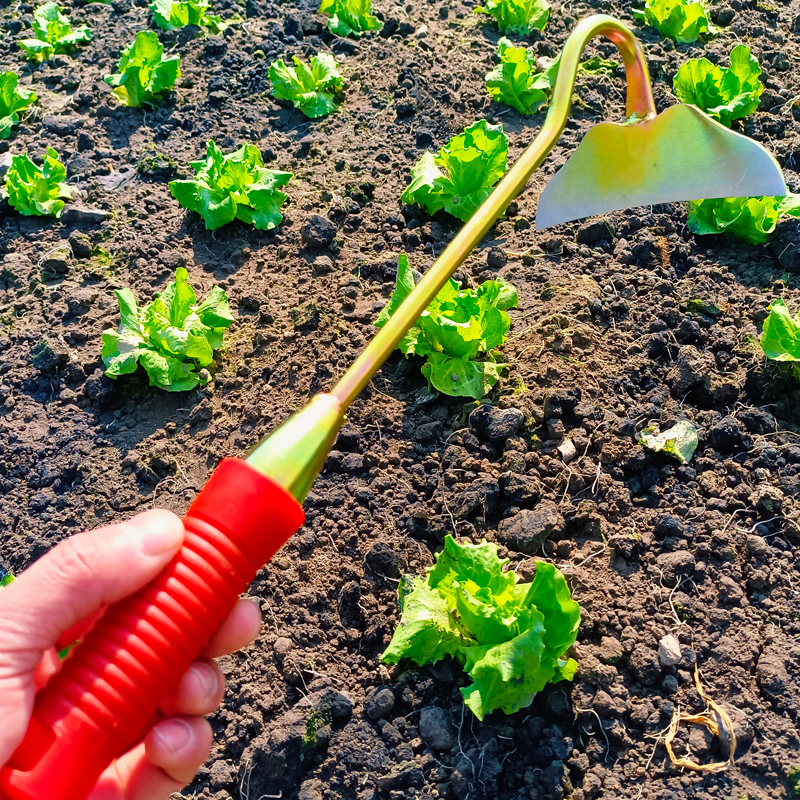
[420,707,457,752]
[301,214,337,248]
[61,205,111,225]
[597,636,623,665]
[662,674,679,694]
[312,255,334,274]
[485,407,524,441]
[576,219,614,245]
[658,634,682,667]
[68,231,92,259]
[273,636,293,664]
[364,687,395,720]
[486,246,507,269]
[557,439,577,463]
[498,503,566,554]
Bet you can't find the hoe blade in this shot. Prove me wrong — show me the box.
[536,104,787,229]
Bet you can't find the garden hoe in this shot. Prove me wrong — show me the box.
[0,14,788,800]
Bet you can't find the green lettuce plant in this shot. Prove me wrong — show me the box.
[102,267,233,392]
[0,72,37,139]
[376,254,518,398]
[169,140,292,230]
[2,147,72,218]
[382,535,580,720]
[633,0,718,43]
[402,120,508,223]
[318,0,381,37]
[150,0,227,32]
[475,0,550,35]
[269,52,344,119]
[105,31,181,108]
[687,194,800,244]
[673,45,762,127]
[485,38,559,115]
[19,2,91,61]
[761,299,800,379]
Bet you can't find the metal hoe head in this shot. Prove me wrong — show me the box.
[536,104,787,229]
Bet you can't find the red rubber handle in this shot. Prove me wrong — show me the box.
[0,458,304,800]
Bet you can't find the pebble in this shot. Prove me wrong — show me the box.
[658,634,682,667]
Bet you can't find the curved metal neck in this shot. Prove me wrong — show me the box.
[329,15,655,411]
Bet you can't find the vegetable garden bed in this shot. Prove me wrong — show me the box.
[1,0,799,798]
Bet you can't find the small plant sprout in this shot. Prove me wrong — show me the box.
[169,140,292,230]
[485,38,559,115]
[673,44,763,127]
[102,267,233,392]
[318,0,381,37]
[687,194,800,244]
[376,254,518,399]
[269,52,344,119]
[761,299,800,380]
[633,0,719,43]
[2,147,72,218]
[475,0,550,36]
[382,535,580,720]
[105,31,181,108]
[150,0,227,32]
[19,2,91,62]
[0,72,37,139]
[402,120,509,223]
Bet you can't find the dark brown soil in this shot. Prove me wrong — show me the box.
[1,0,800,798]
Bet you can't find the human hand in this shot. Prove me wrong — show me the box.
[0,509,262,800]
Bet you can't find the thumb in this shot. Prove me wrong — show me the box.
[0,509,184,767]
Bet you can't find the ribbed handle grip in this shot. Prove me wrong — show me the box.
[0,458,304,800]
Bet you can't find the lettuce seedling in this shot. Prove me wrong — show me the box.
[2,147,72,218]
[169,140,292,230]
[318,0,381,37]
[19,2,91,61]
[105,31,181,108]
[269,52,344,119]
[475,0,550,35]
[633,0,718,43]
[760,299,800,380]
[485,38,559,115]
[673,45,762,127]
[150,0,227,32]
[382,535,580,720]
[376,254,518,398]
[403,120,508,223]
[102,267,233,392]
[0,72,37,139]
[687,194,800,245]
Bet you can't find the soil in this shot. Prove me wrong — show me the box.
[2,0,800,798]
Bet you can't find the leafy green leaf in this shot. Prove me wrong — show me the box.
[381,576,476,666]
[101,268,233,392]
[475,0,550,35]
[0,71,37,140]
[269,52,344,119]
[0,572,14,588]
[19,2,91,61]
[318,0,381,37]
[402,120,509,223]
[375,254,518,399]
[687,194,800,245]
[639,420,699,464]
[485,38,554,115]
[761,299,800,368]
[150,0,227,33]
[2,146,72,218]
[382,535,581,720]
[673,45,762,127]
[634,0,719,43]
[105,30,181,108]
[169,139,292,230]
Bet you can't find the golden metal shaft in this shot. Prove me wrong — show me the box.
[329,14,654,411]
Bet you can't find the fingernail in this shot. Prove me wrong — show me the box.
[193,662,219,703]
[139,515,184,556]
[153,719,192,754]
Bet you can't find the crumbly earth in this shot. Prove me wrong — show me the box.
[1,0,799,798]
